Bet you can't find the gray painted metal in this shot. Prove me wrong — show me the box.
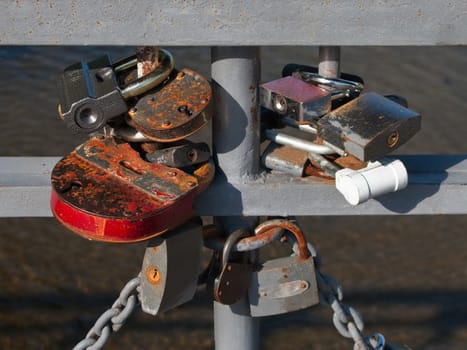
[211,47,260,350]
[1,155,467,217]
[319,46,341,78]
[140,221,203,316]
[0,157,59,217]
[1,1,466,46]
[211,47,260,181]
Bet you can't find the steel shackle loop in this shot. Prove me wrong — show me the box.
[296,71,364,99]
[222,228,250,266]
[254,219,311,259]
[115,48,175,99]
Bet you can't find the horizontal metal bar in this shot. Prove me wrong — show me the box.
[1,155,467,217]
[1,1,466,46]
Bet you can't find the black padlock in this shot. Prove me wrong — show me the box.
[57,49,174,134]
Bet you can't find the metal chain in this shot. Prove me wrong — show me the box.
[287,230,386,350]
[73,275,141,350]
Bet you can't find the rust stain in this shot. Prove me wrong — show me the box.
[334,155,366,170]
[51,135,199,219]
[146,266,161,284]
[271,145,308,165]
[254,220,310,260]
[304,163,334,183]
[129,68,212,142]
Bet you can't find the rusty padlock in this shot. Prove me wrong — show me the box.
[214,229,254,305]
[127,68,212,142]
[317,92,421,161]
[50,135,214,242]
[248,219,319,317]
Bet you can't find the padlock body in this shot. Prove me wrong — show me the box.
[317,92,421,161]
[146,142,211,168]
[260,76,331,121]
[129,68,212,142]
[214,262,253,305]
[249,255,319,317]
[140,221,203,315]
[262,142,310,177]
[51,135,199,242]
[57,55,128,133]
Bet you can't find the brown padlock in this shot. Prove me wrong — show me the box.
[127,68,212,142]
[214,229,254,305]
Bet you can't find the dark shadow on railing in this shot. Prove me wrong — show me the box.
[377,155,467,213]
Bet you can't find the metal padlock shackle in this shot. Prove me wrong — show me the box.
[254,219,311,259]
[294,71,364,98]
[214,228,253,305]
[113,48,175,99]
[221,228,251,266]
[203,219,309,254]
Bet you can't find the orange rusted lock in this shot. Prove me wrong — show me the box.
[127,68,212,142]
[51,135,214,243]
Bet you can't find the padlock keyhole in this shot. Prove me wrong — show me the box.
[59,180,82,194]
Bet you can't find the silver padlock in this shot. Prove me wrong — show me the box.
[260,75,332,121]
[140,220,203,315]
[248,219,319,317]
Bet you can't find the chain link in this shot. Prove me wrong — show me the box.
[73,275,141,350]
[287,227,386,350]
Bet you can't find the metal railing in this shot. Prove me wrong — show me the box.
[1,2,466,350]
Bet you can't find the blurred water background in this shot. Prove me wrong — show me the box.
[1,46,467,349]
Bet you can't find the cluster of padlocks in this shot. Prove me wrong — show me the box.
[51,48,215,242]
[51,47,415,349]
[260,63,421,205]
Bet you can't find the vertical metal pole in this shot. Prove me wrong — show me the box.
[318,46,341,78]
[211,46,260,181]
[211,46,260,350]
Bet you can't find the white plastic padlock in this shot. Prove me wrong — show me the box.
[335,158,408,205]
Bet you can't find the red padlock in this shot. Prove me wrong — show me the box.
[51,135,213,242]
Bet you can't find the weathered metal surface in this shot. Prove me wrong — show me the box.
[318,46,341,78]
[317,93,421,161]
[0,155,467,217]
[113,48,175,99]
[212,47,261,182]
[129,68,212,142]
[305,153,338,180]
[262,143,309,177]
[140,221,203,315]
[212,46,260,350]
[256,220,310,259]
[146,142,211,168]
[214,229,253,305]
[136,46,159,77]
[248,219,319,317]
[260,76,331,121]
[3,154,467,217]
[1,1,466,45]
[51,135,199,242]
